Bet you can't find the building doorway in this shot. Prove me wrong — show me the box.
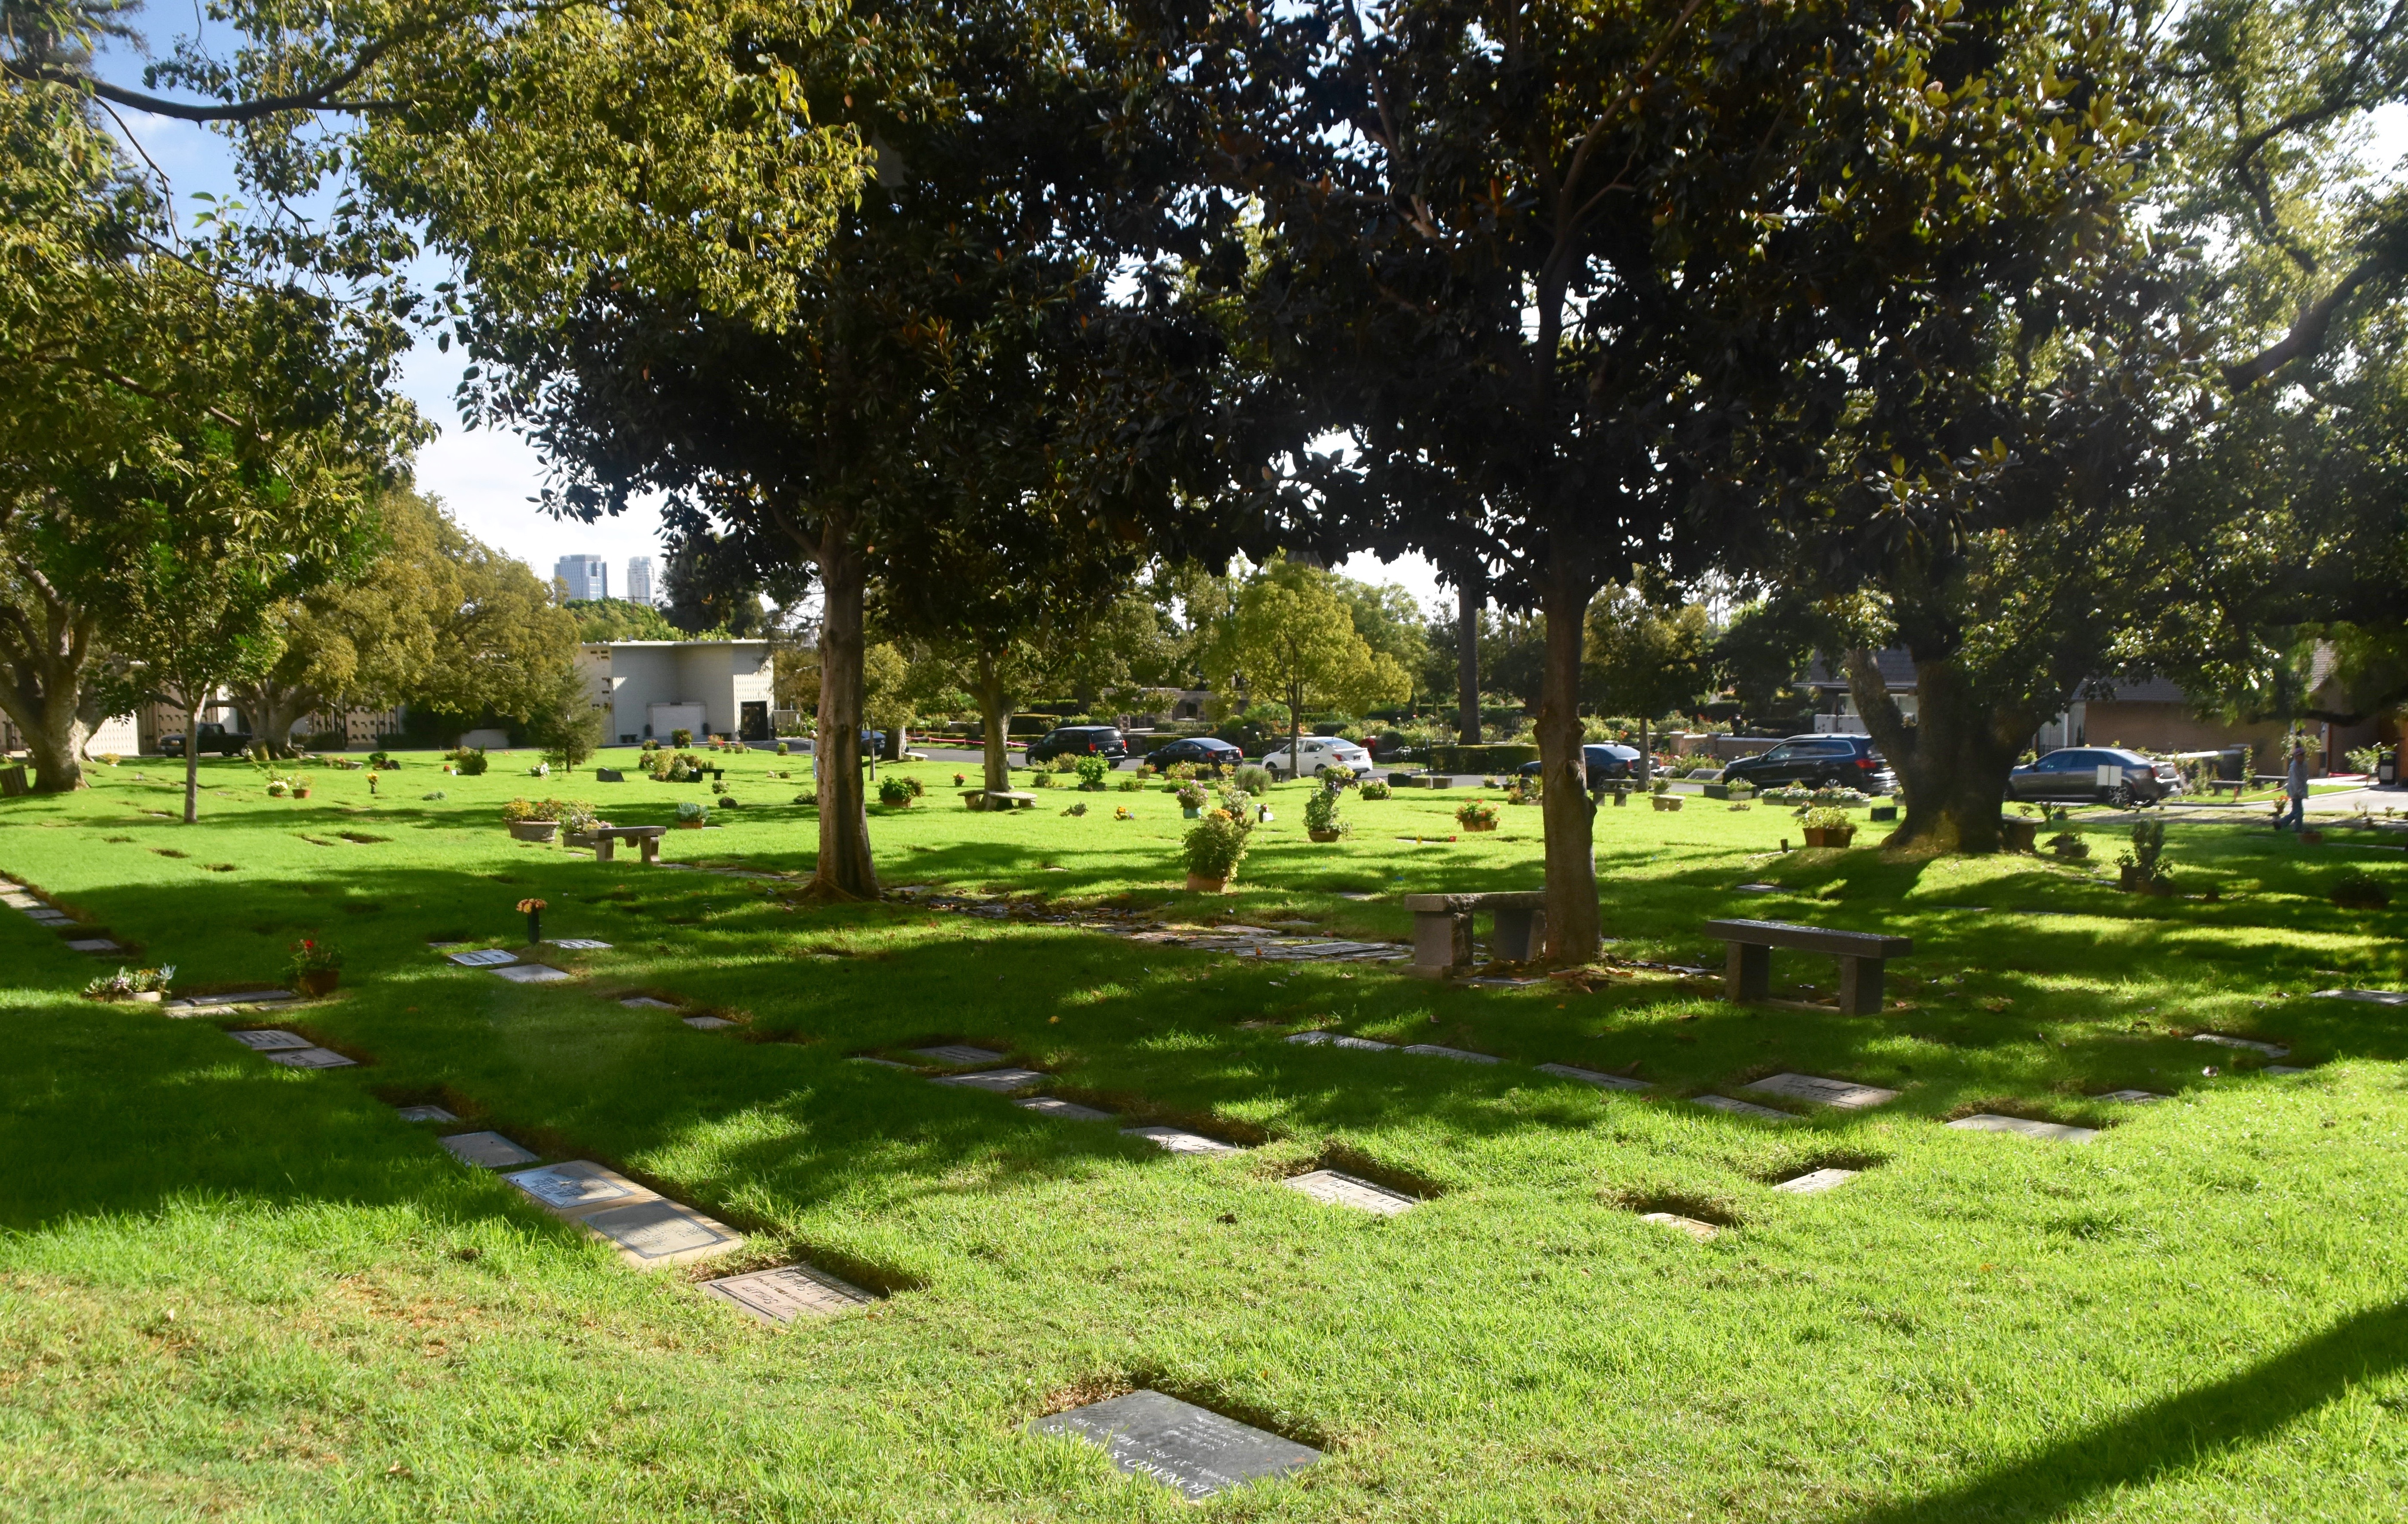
[740,701,770,742]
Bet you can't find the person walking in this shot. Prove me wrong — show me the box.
[2280,738,2310,831]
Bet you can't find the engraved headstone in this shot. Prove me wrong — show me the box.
[227,1029,312,1052]
[1283,1169,1415,1215]
[505,1161,650,1214]
[1123,1125,1241,1155]
[441,1131,540,1168]
[394,1104,458,1122]
[703,1263,874,1323]
[1733,883,1782,894]
[1284,1031,1396,1052]
[1534,1063,1650,1092]
[1639,1211,1719,1241]
[1947,1113,2098,1143]
[1691,1094,1797,1122]
[620,997,678,1010]
[1743,1073,1900,1110]
[446,948,517,967]
[2313,988,2408,1006]
[911,1044,1007,1066]
[932,1068,1045,1092]
[552,938,612,950]
[1772,1168,1858,1194]
[491,963,573,985]
[1399,1044,1500,1064]
[66,938,123,953]
[2192,1033,2290,1058]
[683,1015,735,1030]
[1028,1390,1322,1501]
[1016,1096,1114,1120]
[2265,1064,2312,1076]
[848,1056,917,1070]
[581,1198,743,1265]
[2095,1089,2165,1103]
[178,990,294,1009]
[267,1046,358,1069]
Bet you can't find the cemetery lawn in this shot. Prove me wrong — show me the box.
[6,753,2408,1521]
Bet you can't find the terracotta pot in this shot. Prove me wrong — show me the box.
[293,787,311,799]
[1185,872,1228,893]
[296,968,339,997]
[676,820,704,830]
[1462,820,1497,832]
[1803,826,1856,849]
[508,820,559,843]
[1308,829,1341,843]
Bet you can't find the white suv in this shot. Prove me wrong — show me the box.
[1261,736,1376,779]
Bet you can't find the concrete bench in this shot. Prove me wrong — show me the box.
[1705,918,1911,1015]
[577,825,666,864]
[1403,891,1547,975]
[963,790,1038,811]
[2205,778,2250,797]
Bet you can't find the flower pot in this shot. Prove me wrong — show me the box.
[1308,829,1341,843]
[508,820,560,843]
[1999,818,2039,852]
[1182,806,1201,819]
[131,990,163,1004]
[1649,795,1683,812]
[295,969,339,997]
[1185,872,1228,893]
[1462,820,1497,832]
[293,787,311,799]
[2118,863,2144,892]
[1803,826,1855,849]
[676,820,704,830]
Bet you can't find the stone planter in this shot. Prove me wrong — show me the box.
[130,990,163,1004]
[1185,872,1228,893]
[1999,818,2039,853]
[1649,795,1683,812]
[675,820,704,830]
[1803,826,1856,849]
[508,820,559,843]
[1308,829,1341,843]
[1462,821,1497,832]
[296,969,340,997]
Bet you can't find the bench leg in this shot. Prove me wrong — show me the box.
[1837,957,1884,1015]
[594,836,616,863]
[640,837,659,865]
[1411,911,1472,977]
[1725,942,1769,1003]
[1491,906,1546,963]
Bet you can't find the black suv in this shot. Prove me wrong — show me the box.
[1721,734,1895,792]
[159,723,253,758]
[1025,725,1128,763]
[1515,744,1643,788]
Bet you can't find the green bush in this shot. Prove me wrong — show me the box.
[1074,754,1110,790]
[1234,765,1273,796]
[1183,810,1253,881]
[878,775,917,808]
[447,747,490,777]
[1359,780,1393,801]
[671,728,694,747]
[1304,788,1347,834]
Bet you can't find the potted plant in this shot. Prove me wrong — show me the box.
[1649,777,1683,812]
[1456,798,1500,832]
[1360,779,1393,801]
[288,939,342,996]
[501,799,560,842]
[1183,809,1253,892]
[1801,806,1856,848]
[676,799,709,829]
[1177,781,1207,819]
[447,747,490,777]
[2045,831,2091,862]
[878,775,917,808]
[2120,820,2166,891]
[83,964,175,1003]
[1305,786,1348,842]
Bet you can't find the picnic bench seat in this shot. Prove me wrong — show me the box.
[1402,891,1547,975]
[572,825,666,864]
[962,789,1038,811]
[1704,918,1911,1015]
[2206,778,2250,797]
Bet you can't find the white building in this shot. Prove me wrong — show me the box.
[576,640,776,744]
[555,555,609,602]
[626,556,657,606]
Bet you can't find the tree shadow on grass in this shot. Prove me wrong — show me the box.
[1833,1298,2408,1523]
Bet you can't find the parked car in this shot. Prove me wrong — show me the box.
[1720,735,1896,792]
[158,723,252,758]
[1515,744,1644,788]
[1260,735,1376,779]
[1026,725,1128,763]
[1143,735,1244,772]
[2006,746,2180,806]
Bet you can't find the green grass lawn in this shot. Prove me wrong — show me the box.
[5,750,2408,1521]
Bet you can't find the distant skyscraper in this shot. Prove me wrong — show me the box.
[626,556,656,607]
[555,554,608,602]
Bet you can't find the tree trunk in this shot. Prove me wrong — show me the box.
[1288,678,1305,780]
[12,688,92,795]
[1456,576,1482,744]
[804,527,878,900]
[974,652,1013,794]
[1537,564,1600,963]
[0,576,97,793]
[228,678,321,759]
[1637,715,1650,792]
[1845,648,2032,854]
[882,724,905,762]
[183,694,203,824]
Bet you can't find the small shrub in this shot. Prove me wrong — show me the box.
[793,791,818,806]
[710,779,726,795]
[671,728,694,747]
[447,747,489,777]
[421,790,447,801]
[641,739,659,752]
[878,775,917,808]
[1049,754,1082,774]
[1183,810,1253,881]
[2046,832,2091,861]
[2333,872,2391,910]
[2130,819,2167,876]
[1304,788,1347,835]
[1649,775,1670,795]
[1456,798,1499,830]
[1030,771,1055,789]
[1074,754,1111,790]
[1359,779,1393,801]
[1117,776,1143,792]
[1059,799,1090,817]
[1234,765,1273,796]
[1801,806,1854,831]
[500,797,540,823]
[676,800,708,823]
[1166,761,1198,781]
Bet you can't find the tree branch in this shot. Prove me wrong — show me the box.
[2224,247,2398,387]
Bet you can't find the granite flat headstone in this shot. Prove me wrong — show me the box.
[174,990,294,1010]
[1772,1168,1858,1195]
[932,1067,1045,1092]
[2095,1089,2166,1103]
[1399,1044,1500,1064]
[551,938,612,950]
[1734,883,1782,894]
[446,948,518,967]
[2313,988,2408,1006]
[1691,1094,1798,1122]
[394,1103,458,1122]
[702,1263,874,1323]
[266,1046,358,1069]
[1285,1031,1396,1052]
[2192,1033,2290,1058]
[580,1198,743,1266]
[491,963,573,985]
[66,938,122,954]
[1283,1169,1415,1215]
[620,996,678,1010]
[1016,1096,1115,1120]
[911,1044,1007,1066]
[848,1056,917,1070]
[1743,1072,1900,1110]
[2265,1064,2313,1076]
[1123,1125,1240,1155]
[227,1028,313,1052]
[441,1131,540,1168]
[505,1161,652,1215]
[683,1015,735,1030]
[1947,1113,2098,1144]
[1028,1390,1322,1501]
[1639,1211,1719,1241]
[1534,1063,1650,1092]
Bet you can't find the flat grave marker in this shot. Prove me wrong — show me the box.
[2313,988,2408,1006]
[1028,1390,1323,1502]
[1016,1096,1115,1121]
[1285,1031,1397,1052]
[1123,1125,1240,1155]
[167,990,294,1012]
[2192,1033,2290,1058]
[394,1104,458,1122]
[2265,1065,2313,1076]
[620,997,678,1010]
[911,1044,1007,1066]
[932,1067,1046,1093]
[1639,1211,1720,1241]
[1743,1073,1900,1110]
[683,1015,735,1030]
[1534,1063,1650,1092]
[65,938,122,954]
[1771,1168,1858,1195]
[580,1198,743,1267]
[703,1264,875,1323]
[1691,1094,1798,1123]
[491,963,573,985]
[226,1029,313,1052]
[848,1056,917,1070]
[2096,1089,2166,1104]
[1947,1113,2098,1144]
[1283,1169,1416,1215]
[446,948,518,968]
[1734,884,1782,894]
[1399,1044,1500,1064]
[551,939,612,950]
[266,1046,358,1069]
[441,1131,541,1168]
[505,1161,653,1216]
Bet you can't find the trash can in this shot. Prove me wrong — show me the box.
[2381,750,2398,787]
[2217,744,2251,782]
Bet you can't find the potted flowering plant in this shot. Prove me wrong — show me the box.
[1456,798,1500,832]
[1182,809,1253,892]
[1305,786,1347,842]
[82,964,175,1003]
[518,897,546,944]
[1801,806,1856,848]
[287,939,342,996]
[1176,781,1208,818]
[1649,777,1682,811]
[501,798,560,842]
[676,800,709,829]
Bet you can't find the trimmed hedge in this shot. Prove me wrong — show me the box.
[1431,743,1540,774]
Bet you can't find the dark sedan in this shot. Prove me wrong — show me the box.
[1721,735,1896,792]
[1144,735,1244,772]
[2006,747,2179,806]
[1516,744,1644,788]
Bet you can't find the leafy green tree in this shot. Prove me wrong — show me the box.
[565,597,681,644]
[522,658,609,770]
[406,529,579,739]
[1582,591,1713,787]
[1207,558,1411,772]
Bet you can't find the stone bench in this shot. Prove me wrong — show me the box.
[1402,891,1547,976]
[963,789,1038,811]
[1704,918,1911,1015]
[572,825,666,864]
